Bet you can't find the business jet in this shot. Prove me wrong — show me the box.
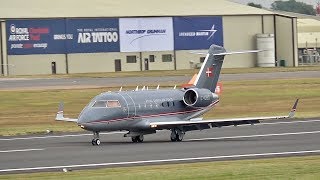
[56,44,299,146]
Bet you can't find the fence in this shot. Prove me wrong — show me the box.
[298,55,320,66]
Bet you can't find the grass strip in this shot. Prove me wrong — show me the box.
[0,78,319,136]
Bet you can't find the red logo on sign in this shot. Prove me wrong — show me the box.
[206,67,214,77]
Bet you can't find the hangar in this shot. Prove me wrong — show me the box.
[0,0,297,75]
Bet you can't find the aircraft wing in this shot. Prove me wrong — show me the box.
[150,99,299,131]
[55,102,78,123]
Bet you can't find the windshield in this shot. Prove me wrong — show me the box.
[92,100,121,108]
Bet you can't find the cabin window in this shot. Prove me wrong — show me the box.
[162,101,175,107]
[106,100,121,108]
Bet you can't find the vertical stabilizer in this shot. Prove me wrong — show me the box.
[193,45,226,92]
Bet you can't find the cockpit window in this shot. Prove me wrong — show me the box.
[92,101,107,108]
[106,100,121,108]
[92,100,121,108]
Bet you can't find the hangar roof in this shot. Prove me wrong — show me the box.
[0,0,274,19]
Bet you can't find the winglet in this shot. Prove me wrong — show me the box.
[288,99,299,118]
[56,102,65,120]
[55,102,78,122]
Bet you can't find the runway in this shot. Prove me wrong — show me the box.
[0,118,319,174]
[0,71,319,90]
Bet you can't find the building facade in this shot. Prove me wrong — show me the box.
[0,0,298,76]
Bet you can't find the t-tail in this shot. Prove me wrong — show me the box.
[193,44,262,92]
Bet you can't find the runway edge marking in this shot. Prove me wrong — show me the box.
[0,150,320,173]
[186,130,320,141]
[0,149,44,153]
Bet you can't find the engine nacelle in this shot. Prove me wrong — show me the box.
[183,88,218,107]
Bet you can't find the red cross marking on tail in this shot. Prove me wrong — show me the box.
[206,67,214,77]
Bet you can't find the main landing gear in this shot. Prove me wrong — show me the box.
[170,128,185,142]
[92,131,100,146]
[131,135,144,143]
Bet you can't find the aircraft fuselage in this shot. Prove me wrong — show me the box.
[78,89,219,132]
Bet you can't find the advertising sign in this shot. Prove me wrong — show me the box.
[6,19,67,55]
[174,16,223,50]
[119,17,174,52]
[66,18,120,53]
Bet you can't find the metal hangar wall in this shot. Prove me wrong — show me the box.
[0,0,298,75]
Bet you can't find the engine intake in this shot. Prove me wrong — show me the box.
[183,88,217,107]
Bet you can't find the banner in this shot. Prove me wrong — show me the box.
[119,17,174,52]
[66,18,120,53]
[174,16,223,50]
[6,19,67,55]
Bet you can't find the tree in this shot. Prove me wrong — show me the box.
[271,0,316,15]
[247,2,262,9]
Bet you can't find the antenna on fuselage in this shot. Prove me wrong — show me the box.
[135,86,139,91]
[142,86,146,91]
[147,86,149,90]
[173,85,177,89]
[156,85,160,90]
[119,87,123,91]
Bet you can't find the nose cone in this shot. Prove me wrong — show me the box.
[77,107,92,124]
[77,107,105,131]
[78,114,86,124]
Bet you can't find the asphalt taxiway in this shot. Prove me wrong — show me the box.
[0,118,319,173]
[0,71,319,90]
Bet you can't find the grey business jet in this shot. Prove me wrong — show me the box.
[56,44,299,146]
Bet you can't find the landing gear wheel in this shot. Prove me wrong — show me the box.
[170,128,185,142]
[132,135,144,143]
[92,131,100,146]
[131,137,138,143]
[137,135,144,142]
[170,131,177,142]
[92,139,101,146]
[95,139,101,146]
[176,134,184,142]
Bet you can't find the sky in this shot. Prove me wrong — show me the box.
[230,0,319,8]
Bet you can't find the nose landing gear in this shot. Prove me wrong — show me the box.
[92,131,100,146]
